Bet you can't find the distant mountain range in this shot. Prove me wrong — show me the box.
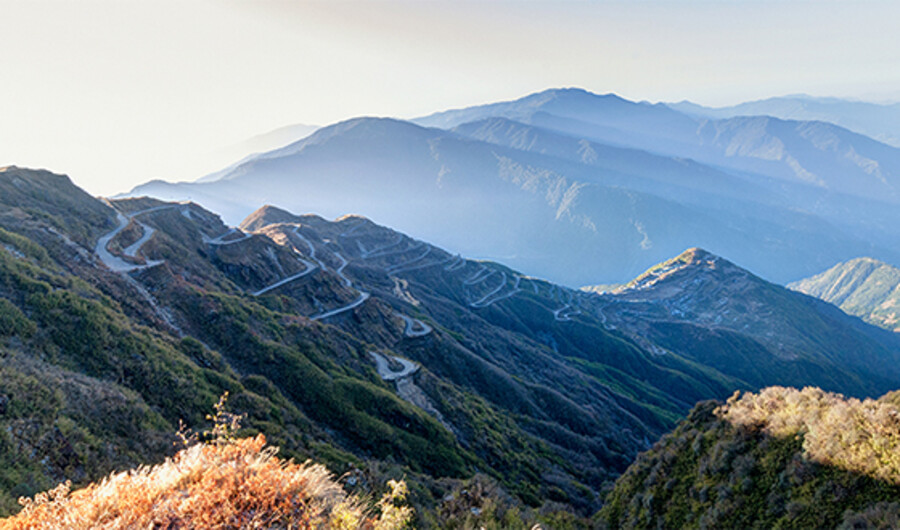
[125,88,900,287]
[790,257,900,332]
[669,95,900,148]
[5,166,900,522]
[199,122,320,184]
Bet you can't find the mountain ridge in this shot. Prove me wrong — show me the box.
[7,167,900,524]
[124,106,899,286]
[789,257,900,332]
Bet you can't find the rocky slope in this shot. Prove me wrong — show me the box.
[789,257,900,332]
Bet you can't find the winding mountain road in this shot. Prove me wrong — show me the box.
[205,228,252,246]
[252,265,318,296]
[310,291,371,321]
[444,255,466,272]
[122,224,155,258]
[471,274,522,308]
[292,227,328,269]
[369,351,419,381]
[464,265,493,285]
[95,212,163,272]
[553,304,582,322]
[333,252,352,287]
[396,312,433,337]
[470,271,508,308]
[359,234,405,259]
[386,246,432,274]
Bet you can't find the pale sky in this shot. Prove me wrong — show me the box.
[2,0,899,196]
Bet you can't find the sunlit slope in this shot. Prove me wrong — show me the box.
[790,257,900,332]
[599,386,900,528]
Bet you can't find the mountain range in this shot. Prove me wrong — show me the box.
[789,257,900,332]
[126,88,900,288]
[4,166,900,524]
[669,95,900,148]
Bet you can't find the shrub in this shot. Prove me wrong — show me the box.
[4,435,412,529]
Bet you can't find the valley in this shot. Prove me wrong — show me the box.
[4,164,900,526]
[5,0,900,526]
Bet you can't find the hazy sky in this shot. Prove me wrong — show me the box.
[2,0,899,195]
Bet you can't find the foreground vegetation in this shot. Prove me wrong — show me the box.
[599,386,900,528]
[3,433,412,529]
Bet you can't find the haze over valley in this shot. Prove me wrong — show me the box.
[128,88,900,288]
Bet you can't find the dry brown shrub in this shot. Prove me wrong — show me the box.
[2,434,411,529]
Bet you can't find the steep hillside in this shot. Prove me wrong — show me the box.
[6,167,900,525]
[0,167,683,522]
[789,257,900,332]
[599,386,900,529]
[598,248,900,397]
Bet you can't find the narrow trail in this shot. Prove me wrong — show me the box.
[396,312,433,337]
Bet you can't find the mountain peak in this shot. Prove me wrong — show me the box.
[621,247,729,292]
[676,247,718,264]
[239,205,299,231]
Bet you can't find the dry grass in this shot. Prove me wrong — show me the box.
[2,434,411,529]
